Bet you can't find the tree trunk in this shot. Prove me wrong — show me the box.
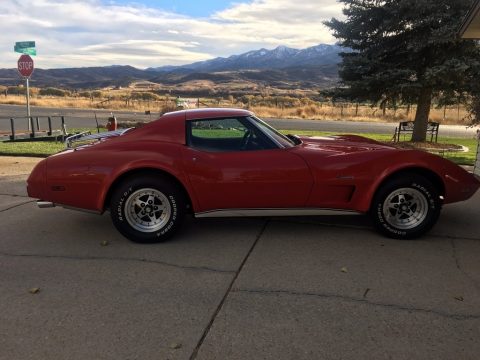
[412,87,433,142]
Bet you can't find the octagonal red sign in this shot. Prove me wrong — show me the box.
[17,54,34,78]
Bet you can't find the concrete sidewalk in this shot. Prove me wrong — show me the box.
[0,170,479,360]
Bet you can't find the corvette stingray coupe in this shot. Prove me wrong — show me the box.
[27,108,479,243]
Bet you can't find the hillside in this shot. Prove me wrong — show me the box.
[148,44,343,73]
[0,44,343,90]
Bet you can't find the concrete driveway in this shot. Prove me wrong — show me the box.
[1,159,479,360]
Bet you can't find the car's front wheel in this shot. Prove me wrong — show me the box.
[110,175,185,243]
[370,174,442,239]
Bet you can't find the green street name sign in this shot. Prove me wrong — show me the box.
[14,41,36,56]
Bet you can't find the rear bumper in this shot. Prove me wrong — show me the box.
[27,159,47,199]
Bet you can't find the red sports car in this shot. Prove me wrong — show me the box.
[27,108,480,243]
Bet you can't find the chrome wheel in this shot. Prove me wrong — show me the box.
[382,188,428,230]
[124,188,171,233]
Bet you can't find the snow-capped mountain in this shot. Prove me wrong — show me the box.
[149,44,344,73]
[0,44,343,89]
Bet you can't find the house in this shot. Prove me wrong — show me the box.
[460,0,480,38]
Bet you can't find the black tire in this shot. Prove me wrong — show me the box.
[110,175,186,243]
[370,174,442,239]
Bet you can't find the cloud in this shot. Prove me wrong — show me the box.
[0,0,342,69]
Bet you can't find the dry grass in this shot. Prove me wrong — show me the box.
[250,104,470,125]
[0,94,168,112]
[0,92,471,125]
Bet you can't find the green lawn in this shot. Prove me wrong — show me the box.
[0,140,65,157]
[0,127,478,166]
[0,128,96,157]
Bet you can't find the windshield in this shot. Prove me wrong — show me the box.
[248,116,296,148]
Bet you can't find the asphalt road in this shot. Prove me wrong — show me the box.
[0,104,477,138]
[1,161,480,360]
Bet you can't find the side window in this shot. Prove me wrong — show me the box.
[188,118,276,152]
[192,118,246,140]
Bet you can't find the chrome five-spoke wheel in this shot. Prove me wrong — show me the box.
[110,175,185,243]
[382,188,428,230]
[371,174,441,239]
[124,188,172,233]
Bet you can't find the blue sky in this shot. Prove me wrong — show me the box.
[1,0,342,69]
[112,0,233,17]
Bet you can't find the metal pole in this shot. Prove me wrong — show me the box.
[10,118,15,141]
[26,77,31,118]
[30,116,35,138]
[94,112,100,133]
[47,116,52,136]
[61,116,67,141]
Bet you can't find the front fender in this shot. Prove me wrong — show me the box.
[354,150,450,212]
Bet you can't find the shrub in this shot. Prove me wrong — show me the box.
[39,88,69,97]
[130,92,160,101]
[7,86,27,95]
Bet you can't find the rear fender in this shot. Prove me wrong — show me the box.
[97,161,199,213]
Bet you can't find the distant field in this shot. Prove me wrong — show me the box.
[0,86,472,125]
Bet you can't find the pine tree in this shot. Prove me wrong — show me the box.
[325,0,480,141]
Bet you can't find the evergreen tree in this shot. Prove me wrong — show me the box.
[325,0,480,141]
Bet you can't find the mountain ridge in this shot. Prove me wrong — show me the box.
[0,44,343,89]
[148,44,343,73]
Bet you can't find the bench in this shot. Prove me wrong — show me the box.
[9,116,67,141]
[394,121,439,142]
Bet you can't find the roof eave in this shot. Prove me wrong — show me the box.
[460,0,480,39]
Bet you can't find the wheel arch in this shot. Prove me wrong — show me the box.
[102,167,194,213]
[368,166,445,211]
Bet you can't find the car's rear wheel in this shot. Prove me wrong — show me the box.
[110,175,185,243]
[370,174,442,239]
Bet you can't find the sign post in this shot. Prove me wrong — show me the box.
[17,54,35,119]
[15,41,36,121]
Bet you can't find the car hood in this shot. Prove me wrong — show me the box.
[298,134,396,153]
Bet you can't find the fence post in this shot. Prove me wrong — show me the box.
[47,116,52,136]
[61,116,67,141]
[10,118,15,141]
[36,116,40,131]
[30,117,35,138]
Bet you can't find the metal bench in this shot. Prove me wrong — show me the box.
[394,121,439,142]
[9,116,67,141]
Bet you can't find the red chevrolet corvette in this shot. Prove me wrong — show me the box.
[27,108,479,243]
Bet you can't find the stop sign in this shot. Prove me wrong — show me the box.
[17,54,34,78]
